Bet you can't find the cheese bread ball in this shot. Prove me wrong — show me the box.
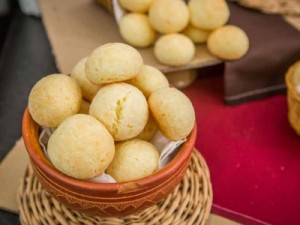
[189,0,229,30]
[207,25,249,60]
[119,0,154,13]
[90,83,148,141]
[182,24,211,44]
[71,57,102,101]
[78,99,90,114]
[149,87,195,140]
[28,74,82,128]
[119,13,156,48]
[129,65,169,97]
[48,114,115,180]
[86,43,143,84]
[136,113,158,141]
[166,70,197,89]
[149,0,189,34]
[106,139,159,182]
[154,34,195,66]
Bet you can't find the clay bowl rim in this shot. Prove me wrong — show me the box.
[22,107,197,192]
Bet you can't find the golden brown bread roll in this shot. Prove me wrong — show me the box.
[166,70,197,89]
[154,34,195,66]
[149,87,195,140]
[48,114,115,180]
[86,43,143,84]
[149,0,189,34]
[106,139,159,182]
[129,65,169,98]
[189,0,230,30]
[119,0,154,13]
[182,24,211,44]
[90,82,148,141]
[119,13,156,48]
[207,25,249,60]
[28,74,82,128]
[136,113,158,141]
[71,57,102,101]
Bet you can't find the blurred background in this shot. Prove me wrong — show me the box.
[0,0,17,51]
[0,0,41,50]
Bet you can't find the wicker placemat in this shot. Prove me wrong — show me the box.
[18,149,212,225]
[237,0,300,16]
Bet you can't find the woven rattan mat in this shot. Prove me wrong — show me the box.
[18,150,212,225]
[237,0,300,16]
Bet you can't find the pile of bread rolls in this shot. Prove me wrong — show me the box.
[28,43,195,182]
[118,0,249,65]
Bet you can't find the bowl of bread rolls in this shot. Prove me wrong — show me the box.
[22,42,197,216]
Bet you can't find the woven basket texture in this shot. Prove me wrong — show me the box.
[18,150,212,225]
[286,61,300,135]
[238,0,300,16]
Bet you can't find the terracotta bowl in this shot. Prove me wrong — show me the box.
[22,108,197,217]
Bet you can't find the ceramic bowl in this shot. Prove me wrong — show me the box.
[22,107,197,216]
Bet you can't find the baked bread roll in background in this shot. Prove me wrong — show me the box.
[119,13,156,48]
[166,70,197,89]
[149,0,189,34]
[207,25,249,60]
[188,0,230,30]
[154,34,195,66]
[119,0,154,13]
[182,24,211,44]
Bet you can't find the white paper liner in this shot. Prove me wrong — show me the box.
[112,0,125,24]
[39,127,186,183]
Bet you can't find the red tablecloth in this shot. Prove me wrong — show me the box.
[183,74,300,225]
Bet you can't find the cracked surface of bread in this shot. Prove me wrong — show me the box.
[129,65,169,98]
[86,43,143,84]
[149,87,195,140]
[90,83,148,141]
[106,139,159,182]
[48,114,115,180]
[189,0,230,30]
[71,57,102,101]
[149,0,189,34]
[28,74,82,128]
